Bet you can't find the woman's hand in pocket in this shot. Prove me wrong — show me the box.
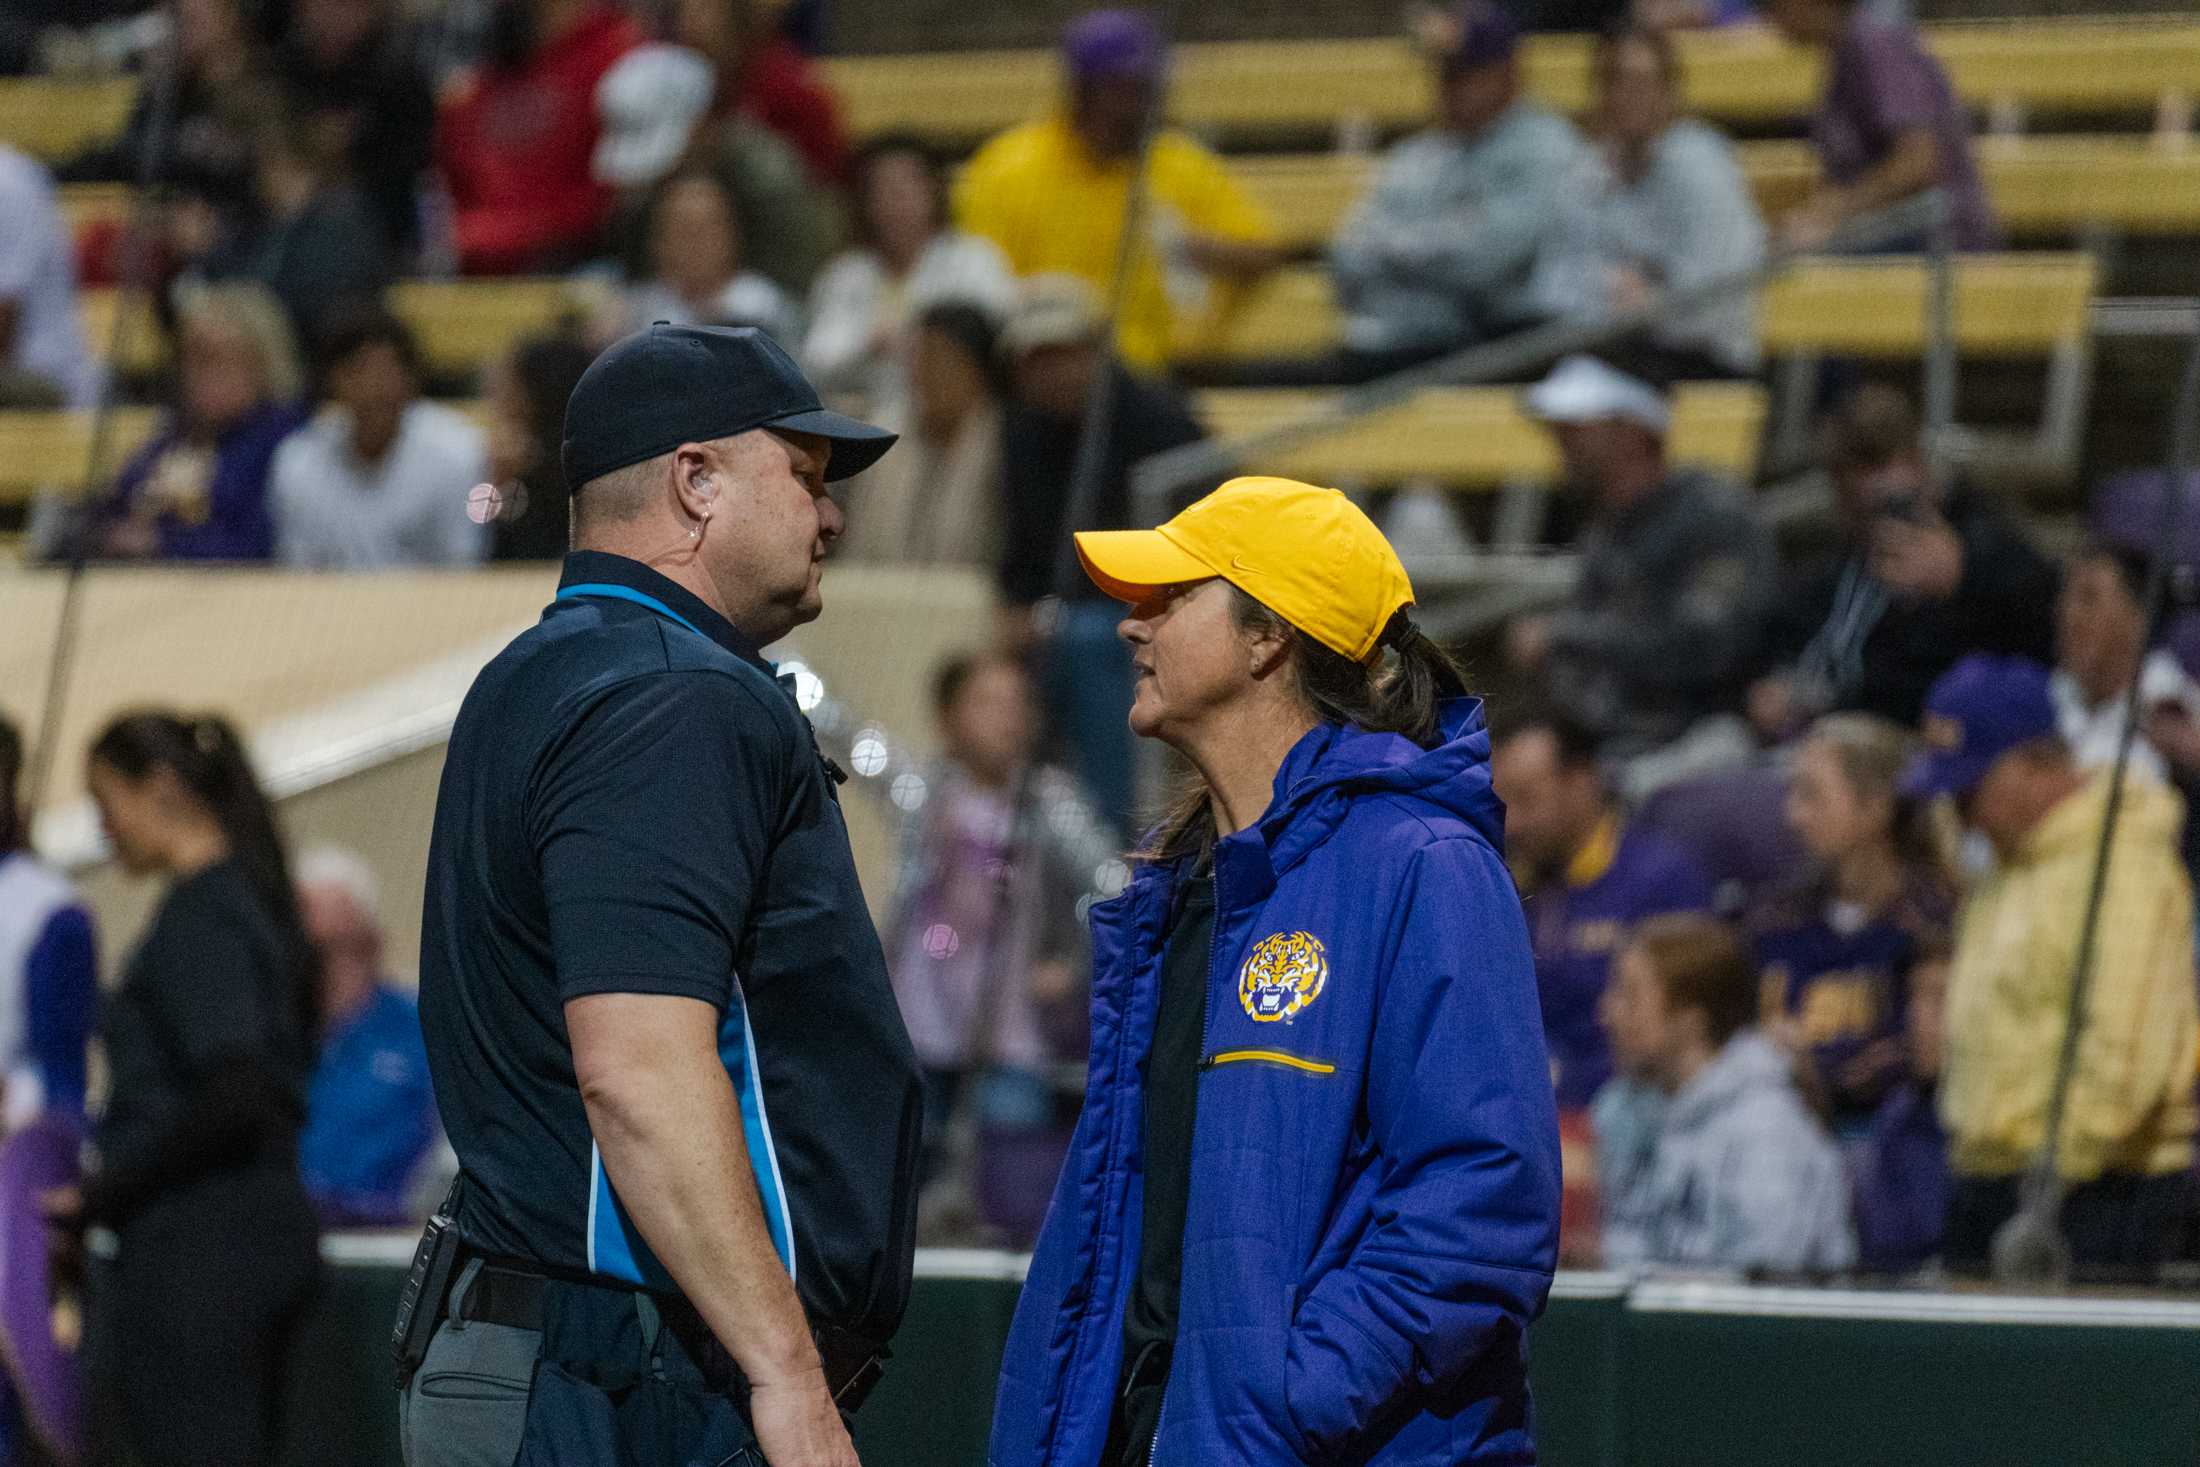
[749,1369,861,1467]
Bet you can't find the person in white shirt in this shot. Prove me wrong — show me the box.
[2051,539,2200,783]
[802,135,1014,416]
[270,306,488,569]
[620,166,799,347]
[0,144,98,409]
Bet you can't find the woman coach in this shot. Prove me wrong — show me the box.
[991,477,1562,1467]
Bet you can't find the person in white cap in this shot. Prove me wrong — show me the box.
[1507,354,1774,792]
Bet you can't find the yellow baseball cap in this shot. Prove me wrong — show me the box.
[1074,476,1416,664]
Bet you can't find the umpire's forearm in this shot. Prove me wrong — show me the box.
[568,993,820,1388]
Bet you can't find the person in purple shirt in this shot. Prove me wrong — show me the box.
[1852,954,1953,1271]
[90,282,307,562]
[1493,713,1715,1113]
[1751,713,1952,1135]
[1765,0,1999,253]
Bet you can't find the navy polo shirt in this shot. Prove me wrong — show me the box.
[419,551,923,1342]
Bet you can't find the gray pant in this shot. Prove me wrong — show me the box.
[399,1264,539,1467]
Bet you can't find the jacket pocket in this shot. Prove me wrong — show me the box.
[1204,1048,1338,1076]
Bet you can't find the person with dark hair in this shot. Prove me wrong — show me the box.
[0,714,97,1126]
[270,304,488,568]
[49,711,319,1467]
[616,166,799,342]
[836,302,1009,567]
[272,0,436,259]
[1492,711,1714,1115]
[435,0,641,273]
[883,652,1115,1244]
[1751,383,2059,735]
[672,0,849,186]
[1764,0,1999,252]
[480,330,597,560]
[802,135,1013,416]
[994,477,1560,1467]
[1527,22,1765,379]
[956,8,1284,375]
[1904,656,2197,1280]
[2052,541,2200,784]
[1751,712,1952,1135]
[1594,913,1856,1272]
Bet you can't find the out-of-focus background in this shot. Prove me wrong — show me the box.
[3,0,2200,1458]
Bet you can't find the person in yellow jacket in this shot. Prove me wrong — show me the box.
[953,9,1286,373]
[1902,654,2198,1280]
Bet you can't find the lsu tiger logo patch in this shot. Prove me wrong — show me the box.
[1238,932,1329,1023]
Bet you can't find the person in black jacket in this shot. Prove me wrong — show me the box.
[51,711,319,1467]
[1750,384,2059,737]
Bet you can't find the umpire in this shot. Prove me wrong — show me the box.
[401,325,924,1467]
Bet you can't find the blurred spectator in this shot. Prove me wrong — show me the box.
[887,653,1115,1244]
[1905,656,2198,1280]
[0,144,98,409]
[479,330,594,559]
[89,283,307,562]
[1507,356,1773,786]
[592,42,837,294]
[435,0,641,274]
[673,0,849,186]
[1527,23,1764,379]
[2052,541,2200,786]
[611,167,799,342]
[1493,713,1714,1116]
[0,714,97,1129]
[271,305,488,569]
[1764,0,1999,252]
[1851,956,1952,1272]
[1751,384,2058,735]
[63,712,318,1467]
[837,302,1008,568]
[1331,2,1583,375]
[955,8,1284,375]
[295,846,438,1226]
[62,0,280,215]
[803,137,1014,416]
[994,274,1205,833]
[272,0,436,258]
[196,109,389,350]
[1594,914,1857,1273]
[1752,713,1951,1134]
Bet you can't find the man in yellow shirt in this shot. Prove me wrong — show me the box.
[1903,654,2198,1281]
[953,9,1285,373]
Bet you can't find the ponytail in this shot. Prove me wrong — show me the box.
[89,711,321,1049]
[1141,590,1475,864]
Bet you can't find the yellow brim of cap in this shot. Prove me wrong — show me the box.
[1073,528,1218,604]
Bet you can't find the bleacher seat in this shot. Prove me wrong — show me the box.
[1194,383,1767,488]
[0,405,159,503]
[0,75,135,163]
[819,19,2200,147]
[78,280,580,385]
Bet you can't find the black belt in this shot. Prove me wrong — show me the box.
[454,1263,889,1412]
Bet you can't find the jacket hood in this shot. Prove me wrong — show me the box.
[2023,768,2186,866]
[1665,1029,1792,1134]
[1256,697,1502,869]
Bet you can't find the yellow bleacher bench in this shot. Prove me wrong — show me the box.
[821,19,2200,147]
[78,279,580,383]
[0,75,136,163]
[1195,383,1767,488]
[0,405,160,504]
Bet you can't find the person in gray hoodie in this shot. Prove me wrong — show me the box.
[1329,1,1583,374]
[1593,913,1857,1273]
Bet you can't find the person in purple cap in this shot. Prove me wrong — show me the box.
[1331,0,1584,376]
[1906,655,2197,1281]
[955,8,1286,372]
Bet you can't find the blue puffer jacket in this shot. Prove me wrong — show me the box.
[991,700,1562,1467]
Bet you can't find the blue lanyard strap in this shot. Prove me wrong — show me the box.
[555,583,706,639]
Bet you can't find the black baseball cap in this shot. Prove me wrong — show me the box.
[562,323,897,489]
